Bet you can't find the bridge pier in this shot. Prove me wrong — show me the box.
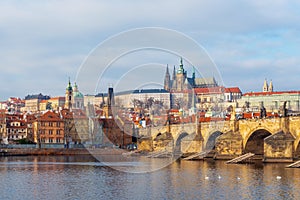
[138,137,154,152]
[180,133,203,155]
[263,130,295,162]
[214,130,243,159]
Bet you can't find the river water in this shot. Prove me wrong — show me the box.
[0,155,299,200]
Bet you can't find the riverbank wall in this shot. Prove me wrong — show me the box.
[0,148,126,156]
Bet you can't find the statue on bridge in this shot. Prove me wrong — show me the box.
[279,101,288,117]
[260,106,267,119]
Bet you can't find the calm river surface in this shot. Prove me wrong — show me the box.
[0,155,299,200]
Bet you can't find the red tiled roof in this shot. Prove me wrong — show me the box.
[60,109,87,119]
[5,114,23,120]
[243,91,300,97]
[39,111,62,121]
[224,87,242,93]
[60,109,73,119]
[194,87,225,94]
[25,114,37,122]
[194,86,242,94]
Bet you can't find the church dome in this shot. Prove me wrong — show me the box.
[73,91,84,98]
[73,82,83,98]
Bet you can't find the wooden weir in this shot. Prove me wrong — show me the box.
[286,160,300,168]
[182,152,207,160]
[146,150,173,158]
[226,153,255,164]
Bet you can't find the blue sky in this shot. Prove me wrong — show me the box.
[1,0,300,100]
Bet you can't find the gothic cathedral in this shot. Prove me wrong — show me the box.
[164,58,218,92]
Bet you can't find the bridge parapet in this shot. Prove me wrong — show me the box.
[138,126,168,139]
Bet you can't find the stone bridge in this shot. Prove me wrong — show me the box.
[137,116,300,161]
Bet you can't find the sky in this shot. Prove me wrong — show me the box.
[1,0,300,100]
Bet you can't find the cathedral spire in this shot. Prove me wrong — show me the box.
[164,64,170,91]
[263,79,268,92]
[166,64,170,75]
[269,79,273,92]
[172,65,176,80]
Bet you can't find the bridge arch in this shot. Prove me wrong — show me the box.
[205,131,223,152]
[174,132,189,155]
[244,129,272,155]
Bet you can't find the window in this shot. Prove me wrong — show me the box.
[49,138,53,143]
[49,130,53,135]
[56,130,60,135]
[56,138,61,143]
[49,122,53,127]
[57,122,60,127]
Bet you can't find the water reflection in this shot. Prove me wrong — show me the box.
[0,156,299,200]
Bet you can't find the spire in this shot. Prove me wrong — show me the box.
[269,79,273,92]
[164,64,171,91]
[263,79,268,92]
[166,64,170,75]
[172,65,176,80]
[66,77,73,92]
[177,57,184,74]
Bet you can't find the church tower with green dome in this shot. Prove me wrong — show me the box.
[65,78,73,110]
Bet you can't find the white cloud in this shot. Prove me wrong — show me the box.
[1,0,300,99]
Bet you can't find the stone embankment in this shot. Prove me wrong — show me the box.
[0,148,126,156]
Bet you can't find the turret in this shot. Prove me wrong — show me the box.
[263,79,268,92]
[268,80,273,92]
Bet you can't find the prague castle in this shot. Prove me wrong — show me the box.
[164,58,218,92]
